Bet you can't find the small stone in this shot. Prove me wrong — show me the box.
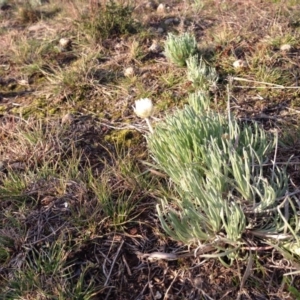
[59,38,70,47]
[148,27,156,33]
[280,44,292,52]
[154,291,162,299]
[59,38,71,51]
[61,113,74,125]
[124,67,135,77]
[233,59,247,69]
[157,3,166,14]
[156,27,164,34]
[114,42,123,50]
[164,18,178,25]
[18,79,29,86]
[148,40,162,53]
[193,277,202,289]
[41,196,55,206]
[9,162,26,170]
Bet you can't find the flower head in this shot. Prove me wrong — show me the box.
[133,98,154,119]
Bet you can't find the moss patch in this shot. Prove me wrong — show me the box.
[104,129,142,148]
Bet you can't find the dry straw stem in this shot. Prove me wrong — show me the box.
[231,76,300,89]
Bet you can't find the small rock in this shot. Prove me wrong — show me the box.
[280,44,292,52]
[41,196,55,206]
[148,40,162,53]
[59,38,71,51]
[164,18,179,25]
[124,67,135,77]
[61,113,74,125]
[157,3,166,14]
[154,291,162,299]
[18,79,29,86]
[156,27,164,34]
[233,59,247,69]
[114,42,123,50]
[148,27,156,33]
[9,162,26,170]
[192,277,202,289]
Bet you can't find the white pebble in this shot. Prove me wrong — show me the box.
[148,40,162,53]
[124,67,135,77]
[157,3,166,14]
[59,38,71,49]
[233,59,247,69]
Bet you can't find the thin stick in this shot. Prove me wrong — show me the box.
[234,85,300,89]
[23,222,67,246]
[283,270,300,276]
[164,270,180,300]
[231,76,284,87]
[252,162,300,167]
[104,239,124,286]
[145,117,154,133]
[122,254,132,276]
[201,290,215,300]
[239,252,253,291]
[271,129,278,181]
[287,107,300,113]
[135,244,215,261]
[134,282,150,300]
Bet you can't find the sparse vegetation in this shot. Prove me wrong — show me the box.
[1,0,300,299]
[186,55,218,89]
[79,0,139,42]
[148,91,298,261]
[18,2,42,24]
[164,32,198,67]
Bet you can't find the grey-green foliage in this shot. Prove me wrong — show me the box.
[148,93,290,247]
[186,55,218,89]
[188,91,210,112]
[164,33,198,67]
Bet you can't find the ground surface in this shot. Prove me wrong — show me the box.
[1,0,300,299]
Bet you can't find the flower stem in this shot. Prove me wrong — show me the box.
[145,117,154,134]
